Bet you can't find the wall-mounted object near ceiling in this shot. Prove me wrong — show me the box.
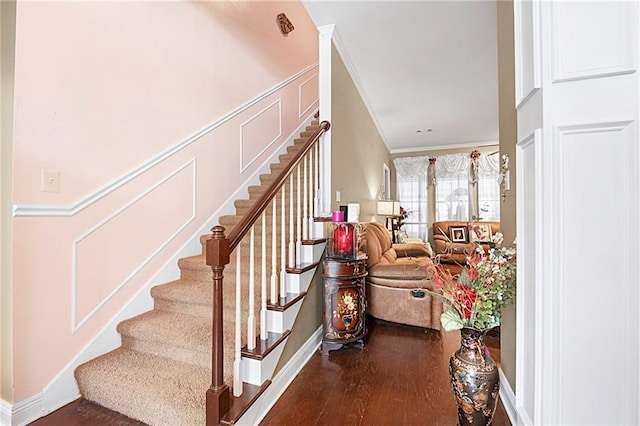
[277,13,294,36]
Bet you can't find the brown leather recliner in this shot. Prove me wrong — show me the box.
[364,222,443,330]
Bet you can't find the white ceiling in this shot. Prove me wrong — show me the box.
[302,0,499,153]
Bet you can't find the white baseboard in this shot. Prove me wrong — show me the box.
[1,398,12,426]
[9,113,317,426]
[1,394,42,426]
[235,326,322,426]
[499,367,517,425]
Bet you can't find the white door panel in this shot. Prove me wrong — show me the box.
[515,1,639,425]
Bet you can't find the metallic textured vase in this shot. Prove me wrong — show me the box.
[450,327,500,425]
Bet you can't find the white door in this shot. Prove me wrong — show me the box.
[514,1,639,424]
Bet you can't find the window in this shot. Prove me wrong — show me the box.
[477,163,500,220]
[393,156,429,241]
[397,175,428,240]
[394,151,500,241]
[432,152,500,222]
[435,154,471,221]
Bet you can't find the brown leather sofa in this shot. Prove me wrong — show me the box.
[364,222,443,330]
[432,221,500,274]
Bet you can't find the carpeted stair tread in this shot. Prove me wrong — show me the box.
[118,310,210,352]
[75,348,209,426]
[177,254,209,272]
[177,251,273,271]
[152,279,212,318]
[199,234,211,254]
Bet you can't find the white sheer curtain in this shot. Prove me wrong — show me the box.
[393,156,429,241]
[435,153,471,221]
[477,153,500,221]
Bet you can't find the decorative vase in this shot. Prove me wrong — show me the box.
[449,327,500,426]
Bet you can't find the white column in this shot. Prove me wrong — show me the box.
[318,25,334,216]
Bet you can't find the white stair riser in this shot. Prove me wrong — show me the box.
[266,298,304,334]
[241,336,290,386]
[300,242,326,264]
[312,221,326,239]
[285,268,315,294]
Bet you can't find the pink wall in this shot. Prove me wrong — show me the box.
[11,0,318,400]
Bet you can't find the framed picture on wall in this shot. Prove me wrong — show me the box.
[449,226,468,243]
[469,223,492,243]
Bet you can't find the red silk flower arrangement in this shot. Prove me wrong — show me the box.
[428,233,517,331]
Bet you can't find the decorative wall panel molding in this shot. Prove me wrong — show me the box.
[72,159,196,332]
[554,121,637,424]
[240,99,282,172]
[13,63,318,217]
[515,128,539,426]
[551,2,636,83]
[298,72,319,118]
[514,0,541,108]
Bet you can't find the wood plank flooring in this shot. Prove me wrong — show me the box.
[261,319,510,426]
[30,319,510,426]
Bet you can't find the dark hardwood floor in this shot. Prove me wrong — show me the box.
[261,319,509,425]
[30,319,510,426]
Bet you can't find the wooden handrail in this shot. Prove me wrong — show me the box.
[205,118,330,425]
[227,120,330,252]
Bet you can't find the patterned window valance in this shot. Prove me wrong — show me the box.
[393,156,430,179]
[435,153,471,178]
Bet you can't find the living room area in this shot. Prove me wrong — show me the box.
[319,0,518,421]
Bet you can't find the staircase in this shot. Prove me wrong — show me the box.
[74,118,330,425]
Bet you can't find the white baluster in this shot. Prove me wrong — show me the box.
[314,141,319,219]
[308,150,314,238]
[233,245,242,397]
[302,155,308,240]
[289,175,295,268]
[248,226,256,350]
[280,185,287,300]
[271,198,277,304]
[296,165,301,265]
[261,213,267,340]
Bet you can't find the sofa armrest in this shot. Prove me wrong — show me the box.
[392,243,433,258]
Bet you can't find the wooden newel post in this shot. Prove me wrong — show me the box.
[205,225,230,425]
